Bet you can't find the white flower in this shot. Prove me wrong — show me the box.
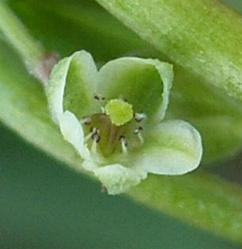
[46,50,202,194]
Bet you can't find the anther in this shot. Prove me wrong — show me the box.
[80,116,91,125]
[94,95,106,112]
[94,95,106,101]
[85,127,100,142]
[119,135,128,153]
[90,128,101,143]
[94,95,100,101]
[134,113,146,122]
[91,129,100,154]
[134,126,143,134]
[91,132,101,143]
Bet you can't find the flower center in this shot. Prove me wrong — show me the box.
[104,99,133,126]
[81,96,146,158]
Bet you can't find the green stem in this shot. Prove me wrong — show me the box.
[0,2,51,84]
[95,0,242,101]
[130,172,242,243]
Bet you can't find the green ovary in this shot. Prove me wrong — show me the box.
[104,99,134,126]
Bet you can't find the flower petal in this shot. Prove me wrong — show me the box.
[47,50,98,123]
[136,120,202,175]
[94,164,147,195]
[97,57,173,121]
[59,111,90,160]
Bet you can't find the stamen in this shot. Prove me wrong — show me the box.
[84,132,93,142]
[101,106,105,113]
[119,135,128,153]
[134,126,143,134]
[85,127,95,142]
[91,129,100,154]
[91,128,101,143]
[80,116,91,125]
[91,132,101,143]
[134,113,146,122]
[94,95,106,102]
[134,126,144,144]
[137,133,144,144]
[94,95,106,113]
[91,139,97,154]
[85,127,100,142]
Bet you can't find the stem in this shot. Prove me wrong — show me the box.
[95,0,242,101]
[0,2,55,84]
[129,172,242,243]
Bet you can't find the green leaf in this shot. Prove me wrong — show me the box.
[0,2,44,71]
[169,66,242,163]
[95,0,242,102]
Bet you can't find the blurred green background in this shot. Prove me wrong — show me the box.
[0,0,242,248]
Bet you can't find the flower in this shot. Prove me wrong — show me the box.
[46,50,202,195]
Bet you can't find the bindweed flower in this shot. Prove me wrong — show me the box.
[46,51,202,195]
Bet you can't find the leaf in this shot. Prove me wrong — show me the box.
[95,0,242,102]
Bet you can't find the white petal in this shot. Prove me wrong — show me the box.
[97,57,173,121]
[47,50,98,124]
[137,120,202,175]
[60,111,90,160]
[94,164,147,195]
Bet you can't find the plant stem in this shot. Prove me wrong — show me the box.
[0,2,55,84]
[96,0,242,101]
[129,172,242,244]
